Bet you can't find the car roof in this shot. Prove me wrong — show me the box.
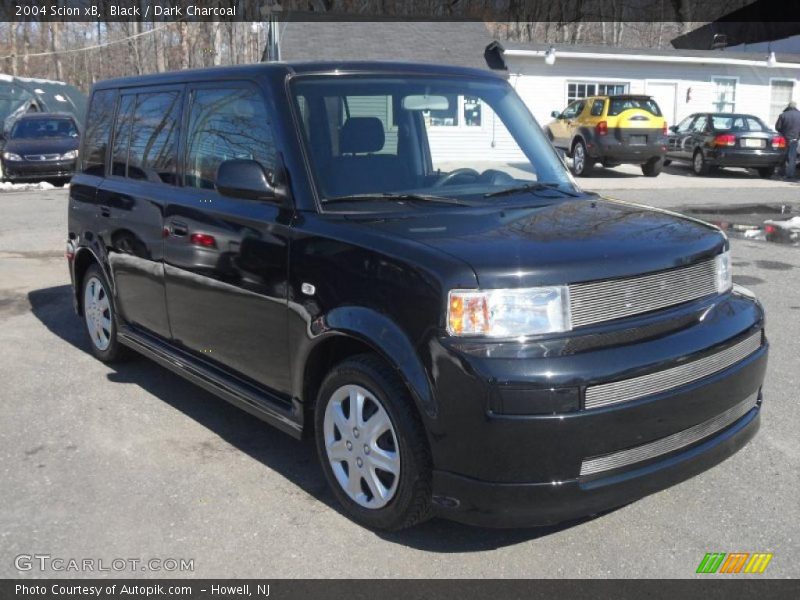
[93,61,505,90]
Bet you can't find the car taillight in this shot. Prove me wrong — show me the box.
[595,121,608,136]
[662,123,667,135]
[190,233,217,248]
[765,224,777,235]
[771,136,786,149]
[713,134,736,147]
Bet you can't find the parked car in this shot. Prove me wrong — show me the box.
[68,63,767,531]
[545,95,667,177]
[665,113,785,177]
[1,112,80,184]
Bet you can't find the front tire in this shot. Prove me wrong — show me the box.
[571,140,593,176]
[641,157,663,177]
[81,264,128,363]
[314,354,432,531]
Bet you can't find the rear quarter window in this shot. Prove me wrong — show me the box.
[608,98,662,117]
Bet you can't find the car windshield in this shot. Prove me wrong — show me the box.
[710,115,768,132]
[290,74,578,209]
[11,118,78,139]
[608,97,661,116]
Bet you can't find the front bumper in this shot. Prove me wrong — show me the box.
[433,400,760,527]
[2,158,76,181]
[424,291,767,527]
[705,148,783,168]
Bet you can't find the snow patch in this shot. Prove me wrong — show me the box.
[0,181,58,192]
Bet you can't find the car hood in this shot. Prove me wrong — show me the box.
[4,137,79,156]
[349,197,726,288]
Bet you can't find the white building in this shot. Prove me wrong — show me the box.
[498,42,800,131]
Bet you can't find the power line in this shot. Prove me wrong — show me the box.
[0,20,186,61]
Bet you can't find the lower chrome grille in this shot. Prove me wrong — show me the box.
[569,258,718,328]
[585,331,762,409]
[579,392,758,477]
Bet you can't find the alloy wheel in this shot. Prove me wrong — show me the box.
[323,384,400,509]
[83,276,112,351]
[573,144,585,173]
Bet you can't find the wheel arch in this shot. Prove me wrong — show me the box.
[296,307,436,423]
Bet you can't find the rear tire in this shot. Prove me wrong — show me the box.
[571,140,593,176]
[692,149,710,175]
[81,264,128,363]
[757,166,775,178]
[314,354,432,531]
[641,157,663,177]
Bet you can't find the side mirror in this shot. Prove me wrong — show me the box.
[216,159,284,203]
[669,125,678,132]
[551,110,561,119]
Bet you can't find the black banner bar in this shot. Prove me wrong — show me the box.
[0,0,796,23]
[3,579,800,600]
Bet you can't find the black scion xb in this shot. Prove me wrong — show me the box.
[67,62,767,530]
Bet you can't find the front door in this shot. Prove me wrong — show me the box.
[163,83,292,396]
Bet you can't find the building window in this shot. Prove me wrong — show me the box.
[769,80,795,127]
[424,95,481,127]
[712,77,737,113]
[567,81,629,103]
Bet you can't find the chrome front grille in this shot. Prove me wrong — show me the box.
[579,392,758,477]
[24,153,60,161]
[569,258,718,328]
[585,331,762,409]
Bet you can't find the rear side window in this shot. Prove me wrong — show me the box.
[184,86,276,190]
[590,99,605,116]
[81,89,117,176]
[127,92,181,184]
[608,98,662,117]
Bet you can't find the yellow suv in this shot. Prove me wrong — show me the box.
[546,95,668,177]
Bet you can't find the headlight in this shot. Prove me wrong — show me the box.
[447,287,572,337]
[714,250,732,293]
[2,152,22,161]
[60,149,78,160]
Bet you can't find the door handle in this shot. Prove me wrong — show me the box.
[99,206,111,218]
[169,221,188,236]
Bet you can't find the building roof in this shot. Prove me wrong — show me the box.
[278,21,494,70]
[499,41,800,67]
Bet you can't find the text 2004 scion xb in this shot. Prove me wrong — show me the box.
[67,62,767,530]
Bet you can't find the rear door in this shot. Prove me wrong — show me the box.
[163,82,292,396]
[99,85,184,339]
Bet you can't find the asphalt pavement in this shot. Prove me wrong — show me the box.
[1,179,798,578]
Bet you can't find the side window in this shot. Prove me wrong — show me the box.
[80,89,117,176]
[110,95,135,177]
[691,116,709,133]
[184,87,276,190]
[675,115,695,133]
[127,92,181,184]
[561,101,582,119]
[590,100,605,116]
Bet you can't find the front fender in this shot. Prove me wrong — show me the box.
[296,306,436,419]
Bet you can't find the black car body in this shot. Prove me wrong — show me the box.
[666,112,785,177]
[1,113,80,183]
[67,62,767,530]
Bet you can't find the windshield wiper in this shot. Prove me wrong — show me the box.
[324,193,472,206]
[484,182,582,199]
